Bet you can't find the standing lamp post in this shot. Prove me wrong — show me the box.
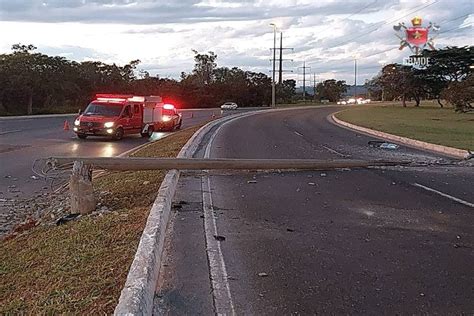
[354,58,357,100]
[270,23,277,107]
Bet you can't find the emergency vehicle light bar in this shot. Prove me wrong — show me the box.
[163,103,175,110]
[128,96,145,102]
[95,94,161,103]
[96,97,127,102]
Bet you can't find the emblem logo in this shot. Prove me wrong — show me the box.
[87,122,93,127]
[393,16,440,55]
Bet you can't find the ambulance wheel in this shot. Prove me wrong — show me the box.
[113,128,124,140]
[141,127,154,138]
[77,134,87,139]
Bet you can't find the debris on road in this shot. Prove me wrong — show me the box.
[30,175,40,180]
[214,235,226,241]
[320,173,327,177]
[56,213,80,226]
[258,272,269,277]
[308,182,316,185]
[286,228,295,232]
[172,202,183,209]
[368,140,399,150]
[247,180,258,184]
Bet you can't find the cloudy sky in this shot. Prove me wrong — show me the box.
[0,0,472,85]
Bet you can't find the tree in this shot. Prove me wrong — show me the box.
[374,64,424,107]
[0,44,273,114]
[441,74,474,112]
[191,50,217,86]
[423,46,473,107]
[276,79,296,103]
[316,79,347,102]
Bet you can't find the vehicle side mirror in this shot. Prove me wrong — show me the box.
[78,109,82,115]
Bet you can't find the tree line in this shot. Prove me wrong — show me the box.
[1,44,471,115]
[0,45,296,115]
[367,46,473,112]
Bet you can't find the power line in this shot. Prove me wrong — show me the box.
[323,12,472,68]
[316,0,379,35]
[439,23,473,34]
[325,0,441,50]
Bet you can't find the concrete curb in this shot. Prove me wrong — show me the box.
[0,113,77,120]
[113,112,255,315]
[331,112,471,160]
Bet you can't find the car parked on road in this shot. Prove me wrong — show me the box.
[220,102,238,110]
[73,94,182,140]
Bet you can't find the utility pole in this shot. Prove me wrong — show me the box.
[269,28,293,105]
[298,62,311,103]
[354,58,357,100]
[278,32,283,84]
[273,32,294,84]
[313,73,317,101]
[303,61,306,101]
[270,23,276,107]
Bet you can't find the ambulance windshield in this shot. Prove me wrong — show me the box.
[84,102,123,117]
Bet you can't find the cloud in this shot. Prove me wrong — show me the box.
[0,0,471,84]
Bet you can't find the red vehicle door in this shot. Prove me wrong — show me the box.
[130,103,143,132]
[120,105,133,133]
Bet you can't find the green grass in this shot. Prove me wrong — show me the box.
[0,125,203,314]
[0,106,79,116]
[336,104,474,150]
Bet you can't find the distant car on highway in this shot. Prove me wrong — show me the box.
[338,98,371,105]
[73,94,182,140]
[220,102,238,110]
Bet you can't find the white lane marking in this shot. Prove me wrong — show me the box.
[322,145,346,157]
[412,183,474,208]
[0,130,21,135]
[201,116,239,315]
[201,176,235,316]
[294,131,303,137]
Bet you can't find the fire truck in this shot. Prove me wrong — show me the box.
[73,94,182,140]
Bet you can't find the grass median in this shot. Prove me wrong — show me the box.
[335,104,474,150]
[0,124,203,314]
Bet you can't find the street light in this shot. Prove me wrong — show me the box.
[354,57,357,100]
[270,23,277,107]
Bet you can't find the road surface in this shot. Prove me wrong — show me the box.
[0,108,221,199]
[156,106,474,314]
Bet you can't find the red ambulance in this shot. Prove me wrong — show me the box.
[73,94,182,140]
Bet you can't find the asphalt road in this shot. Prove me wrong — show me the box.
[157,107,474,314]
[0,108,221,199]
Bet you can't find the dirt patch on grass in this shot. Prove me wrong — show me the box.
[0,125,203,314]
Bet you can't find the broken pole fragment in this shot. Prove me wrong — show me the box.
[69,160,96,215]
[50,157,411,171]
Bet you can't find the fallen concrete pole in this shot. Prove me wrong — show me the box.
[49,157,410,171]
